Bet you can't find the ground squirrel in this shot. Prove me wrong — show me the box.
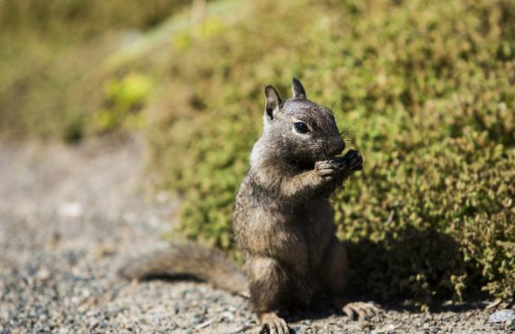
[119,78,378,334]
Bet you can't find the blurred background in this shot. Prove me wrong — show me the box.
[0,0,514,308]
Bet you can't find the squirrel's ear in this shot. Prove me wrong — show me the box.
[264,85,282,121]
[292,77,307,99]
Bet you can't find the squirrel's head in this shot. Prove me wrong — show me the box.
[258,78,345,168]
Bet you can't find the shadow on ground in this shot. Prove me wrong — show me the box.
[283,225,486,324]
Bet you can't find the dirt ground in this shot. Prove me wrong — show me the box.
[0,138,513,334]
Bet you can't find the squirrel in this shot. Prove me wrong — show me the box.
[119,78,378,334]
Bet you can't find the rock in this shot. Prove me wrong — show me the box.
[57,201,83,218]
[488,309,515,323]
[372,323,396,334]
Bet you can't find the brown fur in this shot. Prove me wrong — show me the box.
[118,78,365,334]
[118,242,248,296]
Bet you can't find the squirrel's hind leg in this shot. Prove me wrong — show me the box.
[247,256,294,334]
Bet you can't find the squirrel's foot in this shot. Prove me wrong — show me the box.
[331,297,380,321]
[342,301,380,321]
[258,312,291,334]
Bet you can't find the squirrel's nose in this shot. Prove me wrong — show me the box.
[330,138,345,155]
[337,140,346,154]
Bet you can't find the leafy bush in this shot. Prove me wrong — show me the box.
[0,0,190,39]
[94,73,153,133]
[146,0,515,305]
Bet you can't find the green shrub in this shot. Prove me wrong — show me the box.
[146,0,515,305]
[93,73,153,133]
[0,0,190,39]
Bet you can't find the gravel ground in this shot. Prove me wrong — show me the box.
[0,138,513,334]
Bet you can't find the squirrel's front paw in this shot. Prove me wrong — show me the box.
[315,160,339,181]
[331,150,363,175]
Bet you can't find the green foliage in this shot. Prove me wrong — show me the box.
[94,73,153,132]
[146,0,515,305]
[0,0,190,39]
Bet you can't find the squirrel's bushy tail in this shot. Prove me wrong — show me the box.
[118,242,249,297]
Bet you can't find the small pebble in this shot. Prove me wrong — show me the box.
[488,309,515,323]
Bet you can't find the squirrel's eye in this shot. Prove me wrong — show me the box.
[294,122,309,134]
